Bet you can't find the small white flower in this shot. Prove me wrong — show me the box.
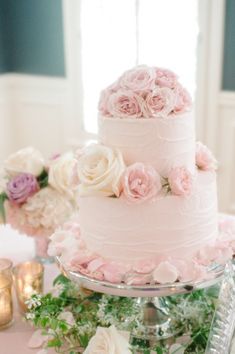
[25,296,42,309]
[25,312,35,320]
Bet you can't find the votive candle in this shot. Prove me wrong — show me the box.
[0,258,13,329]
[13,261,44,313]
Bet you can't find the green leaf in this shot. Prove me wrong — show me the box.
[47,337,62,348]
[40,317,49,328]
[50,318,59,331]
[53,274,70,287]
[37,169,48,188]
[0,192,8,223]
[79,333,89,347]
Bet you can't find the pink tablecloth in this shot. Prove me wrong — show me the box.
[0,225,59,354]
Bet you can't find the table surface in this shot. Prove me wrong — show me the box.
[0,225,59,354]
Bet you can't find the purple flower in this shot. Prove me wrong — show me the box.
[6,173,39,205]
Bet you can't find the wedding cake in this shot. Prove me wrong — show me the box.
[50,65,235,285]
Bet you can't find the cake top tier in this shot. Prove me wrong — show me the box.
[98,65,192,119]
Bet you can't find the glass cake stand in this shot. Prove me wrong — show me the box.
[56,257,235,352]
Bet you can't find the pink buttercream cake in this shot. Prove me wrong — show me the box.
[49,66,235,284]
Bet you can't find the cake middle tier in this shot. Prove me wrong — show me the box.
[99,112,195,176]
[78,171,218,264]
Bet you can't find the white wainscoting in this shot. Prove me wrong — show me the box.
[0,74,75,161]
[0,75,12,161]
[217,91,235,213]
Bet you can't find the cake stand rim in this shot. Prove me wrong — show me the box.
[56,257,225,297]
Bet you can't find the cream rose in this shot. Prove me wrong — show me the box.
[48,152,78,199]
[4,147,44,177]
[77,144,125,197]
[84,325,131,354]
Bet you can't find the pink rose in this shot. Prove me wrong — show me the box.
[119,65,156,91]
[196,142,217,171]
[144,87,175,118]
[98,81,120,116]
[155,68,178,89]
[173,84,192,114]
[107,90,144,118]
[122,162,162,203]
[168,166,193,196]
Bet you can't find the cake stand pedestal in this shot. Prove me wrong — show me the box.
[56,258,235,352]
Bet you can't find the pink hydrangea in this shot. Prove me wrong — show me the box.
[122,162,162,203]
[168,166,193,196]
[196,142,217,171]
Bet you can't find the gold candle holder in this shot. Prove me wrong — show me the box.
[0,258,13,329]
[13,261,44,313]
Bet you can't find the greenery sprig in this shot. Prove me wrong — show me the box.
[26,275,219,353]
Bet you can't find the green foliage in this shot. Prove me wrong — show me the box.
[37,169,48,189]
[26,275,218,354]
[0,192,8,223]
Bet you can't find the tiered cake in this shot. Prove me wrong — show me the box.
[50,66,234,284]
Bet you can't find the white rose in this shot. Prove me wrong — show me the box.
[84,325,131,354]
[4,146,44,177]
[77,144,125,197]
[48,152,78,199]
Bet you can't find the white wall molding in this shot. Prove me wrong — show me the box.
[195,0,226,153]
[0,73,71,159]
[219,91,235,107]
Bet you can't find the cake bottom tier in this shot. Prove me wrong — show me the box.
[78,171,218,263]
[50,172,235,284]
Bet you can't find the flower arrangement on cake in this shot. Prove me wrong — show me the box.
[0,147,80,259]
[99,66,192,118]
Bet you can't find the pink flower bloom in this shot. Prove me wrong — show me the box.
[144,87,175,118]
[98,81,121,116]
[107,90,144,118]
[6,173,39,205]
[168,166,193,196]
[119,65,156,92]
[173,83,192,114]
[122,163,162,203]
[196,142,217,171]
[155,67,178,89]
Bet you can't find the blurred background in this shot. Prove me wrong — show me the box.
[0,0,234,213]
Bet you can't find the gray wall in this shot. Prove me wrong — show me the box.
[222,0,235,90]
[0,0,65,76]
[0,8,7,73]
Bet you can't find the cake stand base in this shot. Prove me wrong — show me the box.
[56,258,228,348]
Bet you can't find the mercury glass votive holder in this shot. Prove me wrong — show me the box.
[13,261,44,313]
[0,258,13,329]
